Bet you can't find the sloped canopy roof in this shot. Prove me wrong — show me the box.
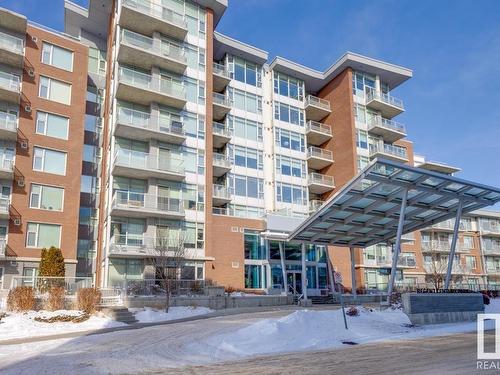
[289,159,500,248]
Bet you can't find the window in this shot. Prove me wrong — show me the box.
[30,184,64,211]
[275,128,305,152]
[244,232,265,260]
[466,256,477,269]
[41,43,73,71]
[229,56,261,87]
[357,156,370,172]
[228,115,263,142]
[88,47,106,76]
[33,147,66,175]
[39,76,71,105]
[26,222,61,248]
[274,102,305,126]
[230,175,263,199]
[356,129,368,149]
[463,235,474,249]
[36,111,69,140]
[231,145,263,170]
[229,88,262,114]
[273,72,304,100]
[245,264,264,288]
[276,182,308,205]
[275,155,306,178]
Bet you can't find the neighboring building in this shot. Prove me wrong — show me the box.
[0,1,499,295]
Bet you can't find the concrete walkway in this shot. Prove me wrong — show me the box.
[0,304,345,346]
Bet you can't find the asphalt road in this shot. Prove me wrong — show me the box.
[158,331,495,375]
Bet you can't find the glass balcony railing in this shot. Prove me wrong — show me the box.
[0,197,9,214]
[366,88,404,110]
[305,95,330,111]
[307,146,333,160]
[112,190,184,214]
[114,149,184,174]
[368,116,406,133]
[309,200,324,213]
[0,158,14,171]
[213,62,230,78]
[118,66,186,99]
[0,111,17,132]
[308,172,335,187]
[306,120,332,135]
[369,143,408,159]
[212,92,232,107]
[212,121,232,137]
[213,153,231,168]
[116,107,184,136]
[0,70,20,92]
[122,0,187,29]
[213,184,231,199]
[121,29,186,63]
[0,31,23,54]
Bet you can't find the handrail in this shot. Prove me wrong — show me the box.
[213,153,231,167]
[308,172,335,186]
[305,95,330,110]
[116,106,184,135]
[0,111,17,132]
[112,190,185,214]
[368,116,406,133]
[121,29,186,63]
[213,62,230,78]
[114,149,184,173]
[365,87,404,109]
[307,146,333,160]
[122,0,187,29]
[0,30,23,53]
[212,92,231,107]
[0,70,20,92]
[306,120,332,135]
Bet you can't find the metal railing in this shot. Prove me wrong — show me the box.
[213,153,231,168]
[306,120,332,135]
[305,95,330,111]
[212,121,232,137]
[118,66,186,99]
[369,143,408,159]
[307,146,333,160]
[365,88,404,110]
[483,244,500,255]
[212,92,232,107]
[368,116,406,133]
[480,220,500,233]
[121,29,186,63]
[308,172,335,187]
[112,190,184,214]
[114,149,184,174]
[109,234,178,253]
[213,62,230,78]
[112,278,206,297]
[0,31,23,54]
[10,276,93,294]
[421,240,469,252]
[116,107,184,136]
[0,111,17,132]
[213,184,231,199]
[122,0,187,29]
[0,70,20,92]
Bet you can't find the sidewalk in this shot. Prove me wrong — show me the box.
[0,304,342,346]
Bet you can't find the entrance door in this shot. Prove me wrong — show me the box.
[286,272,302,294]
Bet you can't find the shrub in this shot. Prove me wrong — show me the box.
[76,288,102,314]
[39,247,66,277]
[7,286,36,312]
[46,286,66,311]
[346,306,359,316]
[225,285,236,294]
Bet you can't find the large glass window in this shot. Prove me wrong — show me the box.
[41,43,73,71]
[245,264,263,288]
[274,72,304,101]
[33,147,67,175]
[275,155,306,178]
[26,222,61,248]
[231,145,262,170]
[276,182,307,205]
[356,129,368,149]
[274,102,305,126]
[88,47,106,76]
[29,184,64,211]
[229,88,262,114]
[244,232,265,260]
[229,56,261,87]
[39,76,71,105]
[231,175,263,199]
[275,128,305,152]
[36,111,69,140]
[229,115,263,142]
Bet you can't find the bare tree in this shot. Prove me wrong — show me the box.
[423,237,465,290]
[150,230,187,312]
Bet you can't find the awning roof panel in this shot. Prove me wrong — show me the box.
[289,159,500,247]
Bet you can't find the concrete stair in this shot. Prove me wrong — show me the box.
[101,307,138,324]
[311,295,335,305]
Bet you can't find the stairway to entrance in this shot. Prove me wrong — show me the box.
[101,307,138,324]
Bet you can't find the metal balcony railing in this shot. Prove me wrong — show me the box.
[307,146,333,160]
[308,172,335,187]
[112,191,184,214]
[121,29,186,63]
[123,0,187,29]
[213,153,231,168]
[305,95,330,111]
[213,62,230,78]
[368,116,406,133]
[116,107,184,136]
[0,111,17,132]
[0,70,20,92]
[212,92,231,107]
[114,149,184,174]
[118,66,186,99]
[366,88,404,110]
[213,184,231,199]
[369,143,408,159]
[0,31,23,54]
[212,121,232,137]
[480,221,500,233]
[306,120,332,135]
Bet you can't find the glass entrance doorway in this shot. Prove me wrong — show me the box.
[286,271,302,294]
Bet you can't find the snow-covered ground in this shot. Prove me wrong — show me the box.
[0,310,126,340]
[131,306,213,323]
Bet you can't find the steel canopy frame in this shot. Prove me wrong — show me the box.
[288,158,500,296]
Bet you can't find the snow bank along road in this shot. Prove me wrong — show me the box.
[0,302,497,374]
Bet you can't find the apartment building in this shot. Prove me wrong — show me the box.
[0,0,499,295]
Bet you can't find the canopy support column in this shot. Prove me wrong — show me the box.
[387,188,409,299]
[350,247,356,298]
[301,243,308,301]
[329,248,348,329]
[445,200,464,289]
[325,247,336,296]
[279,242,288,295]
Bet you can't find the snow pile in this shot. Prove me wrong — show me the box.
[0,310,126,341]
[132,306,213,323]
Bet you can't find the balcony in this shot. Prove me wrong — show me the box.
[369,143,408,163]
[212,184,232,206]
[304,95,331,121]
[116,66,186,109]
[0,30,24,67]
[307,173,335,194]
[424,263,470,275]
[309,200,324,214]
[305,120,332,146]
[118,29,187,74]
[483,244,500,255]
[481,221,500,235]
[431,219,473,232]
[212,153,231,177]
[486,267,500,275]
[421,240,469,253]
[212,92,231,121]
[119,0,188,40]
[363,255,416,268]
[0,197,9,219]
[112,150,185,181]
[0,238,5,257]
[0,158,14,180]
[110,191,185,219]
[367,116,406,143]
[115,107,185,144]
[306,146,334,170]
[212,121,232,148]
[0,70,20,103]
[0,111,17,140]
[213,62,231,92]
[365,88,404,118]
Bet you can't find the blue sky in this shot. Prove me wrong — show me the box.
[3,0,500,204]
